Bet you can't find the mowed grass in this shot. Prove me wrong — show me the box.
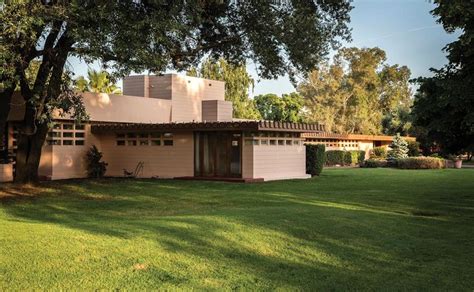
[0,168,473,290]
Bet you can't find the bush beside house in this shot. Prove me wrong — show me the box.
[86,145,108,178]
[306,144,325,176]
[326,150,366,166]
[397,157,445,169]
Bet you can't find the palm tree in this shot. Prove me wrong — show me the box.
[75,69,122,94]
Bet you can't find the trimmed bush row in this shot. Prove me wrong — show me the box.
[306,144,326,176]
[361,157,445,169]
[397,157,445,169]
[361,159,388,168]
[326,150,365,166]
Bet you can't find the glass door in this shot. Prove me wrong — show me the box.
[194,132,241,178]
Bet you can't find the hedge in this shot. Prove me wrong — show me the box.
[357,150,366,164]
[361,159,388,168]
[326,150,366,166]
[372,146,387,158]
[326,150,345,166]
[306,144,326,176]
[397,157,445,169]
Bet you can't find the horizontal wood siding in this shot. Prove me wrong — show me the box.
[171,75,225,122]
[149,75,172,100]
[252,141,308,181]
[100,132,194,178]
[123,75,146,97]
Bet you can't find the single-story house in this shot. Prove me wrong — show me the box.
[303,132,416,159]
[1,74,324,182]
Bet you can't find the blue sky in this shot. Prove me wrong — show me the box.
[70,0,459,97]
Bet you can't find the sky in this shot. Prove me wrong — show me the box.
[69,0,459,97]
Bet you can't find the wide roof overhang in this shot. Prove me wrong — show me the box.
[91,121,325,134]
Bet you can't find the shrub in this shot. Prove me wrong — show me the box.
[344,151,353,166]
[407,141,421,157]
[357,150,366,164]
[387,134,409,160]
[397,157,445,169]
[306,144,325,176]
[372,147,387,158]
[361,159,388,168]
[326,150,345,166]
[86,145,108,178]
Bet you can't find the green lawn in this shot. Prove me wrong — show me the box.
[1,169,473,290]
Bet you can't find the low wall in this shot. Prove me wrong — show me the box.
[0,164,13,182]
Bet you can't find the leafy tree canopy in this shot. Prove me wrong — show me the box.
[298,47,412,135]
[0,0,352,182]
[411,0,474,155]
[254,92,304,123]
[76,70,122,94]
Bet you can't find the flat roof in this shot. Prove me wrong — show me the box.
[302,132,416,142]
[91,121,325,134]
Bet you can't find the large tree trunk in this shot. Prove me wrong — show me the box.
[14,122,49,183]
[0,85,15,148]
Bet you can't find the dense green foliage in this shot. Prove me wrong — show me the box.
[0,1,352,182]
[411,1,474,155]
[387,134,409,160]
[343,151,353,166]
[187,58,260,119]
[397,157,445,169]
[254,93,304,122]
[407,141,421,157]
[298,47,412,135]
[76,70,122,94]
[1,169,473,290]
[305,144,325,176]
[85,145,107,178]
[372,147,387,158]
[325,150,346,166]
[361,159,388,168]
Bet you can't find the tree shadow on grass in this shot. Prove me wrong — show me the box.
[1,178,473,289]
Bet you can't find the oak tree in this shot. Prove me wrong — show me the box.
[0,0,352,182]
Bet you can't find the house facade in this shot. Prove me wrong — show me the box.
[303,133,416,159]
[2,74,323,182]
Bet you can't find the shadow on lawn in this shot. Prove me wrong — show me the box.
[1,178,469,289]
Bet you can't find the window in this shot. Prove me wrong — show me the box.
[46,122,86,146]
[117,132,174,147]
[252,139,259,146]
[261,139,269,145]
[294,140,300,146]
[278,140,285,146]
[286,140,292,145]
[269,140,277,145]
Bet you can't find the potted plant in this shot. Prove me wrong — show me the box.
[449,155,463,169]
